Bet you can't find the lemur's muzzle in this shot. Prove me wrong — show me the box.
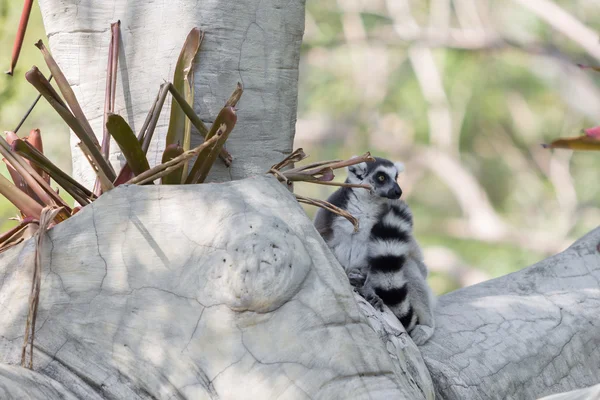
[386,183,402,200]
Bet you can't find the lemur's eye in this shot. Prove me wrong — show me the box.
[377,174,386,182]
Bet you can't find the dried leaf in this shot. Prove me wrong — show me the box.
[12,139,95,205]
[35,40,102,149]
[22,206,63,369]
[0,217,38,254]
[295,194,359,232]
[166,28,204,181]
[113,86,166,186]
[224,82,243,108]
[6,0,33,75]
[271,148,307,171]
[13,76,53,134]
[24,129,50,184]
[141,83,170,153]
[543,135,600,151]
[0,135,70,220]
[25,67,116,188]
[577,64,600,72]
[96,20,122,196]
[127,133,222,185]
[185,106,237,184]
[0,172,43,219]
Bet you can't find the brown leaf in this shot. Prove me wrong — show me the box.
[543,135,600,151]
[6,0,34,75]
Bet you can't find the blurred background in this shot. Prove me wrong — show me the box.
[1,0,600,295]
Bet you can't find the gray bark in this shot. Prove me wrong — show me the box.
[0,177,598,399]
[421,227,600,399]
[0,176,433,399]
[538,384,600,400]
[38,0,305,188]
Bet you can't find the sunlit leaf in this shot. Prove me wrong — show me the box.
[543,135,600,151]
[0,173,43,220]
[166,27,204,182]
[160,144,185,185]
[168,84,233,166]
[106,114,150,176]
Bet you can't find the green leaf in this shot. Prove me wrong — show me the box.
[160,144,185,184]
[106,114,150,176]
[166,28,204,182]
[168,83,233,167]
[113,85,167,186]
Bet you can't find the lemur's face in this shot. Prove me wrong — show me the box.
[347,157,404,200]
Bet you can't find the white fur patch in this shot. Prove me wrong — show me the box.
[394,162,405,174]
[381,208,412,232]
[369,239,411,258]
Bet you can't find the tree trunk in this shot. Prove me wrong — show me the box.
[0,177,434,399]
[37,0,305,187]
[421,227,600,399]
[2,1,598,399]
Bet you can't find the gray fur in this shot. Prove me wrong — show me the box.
[314,157,436,345]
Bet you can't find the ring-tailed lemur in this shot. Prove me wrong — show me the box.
[314,157,435,345]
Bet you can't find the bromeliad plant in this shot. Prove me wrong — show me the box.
[1,25,239,252]
[5,13,374,370]
[2,22,375,254]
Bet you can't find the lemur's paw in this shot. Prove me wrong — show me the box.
[347,268,366,287]
[409,325,434,345]
[358,287,384,312]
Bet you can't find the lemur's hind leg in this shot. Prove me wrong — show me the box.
[405,258,436,345]
[346,267,367,288]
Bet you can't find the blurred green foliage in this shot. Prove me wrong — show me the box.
[295,0,600,294]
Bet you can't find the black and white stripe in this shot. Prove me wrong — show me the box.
[367,202,418,332]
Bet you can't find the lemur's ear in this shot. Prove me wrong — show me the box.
[394,162,405,174]
[347,155,368,179]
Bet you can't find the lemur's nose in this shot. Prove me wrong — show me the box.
[388,184,402,199]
